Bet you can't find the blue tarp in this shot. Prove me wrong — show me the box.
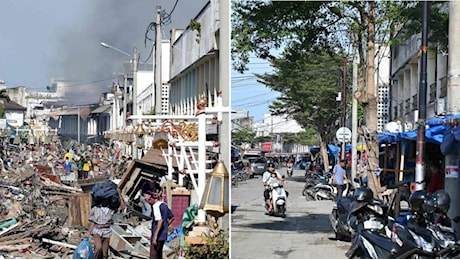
[379,114,460,145]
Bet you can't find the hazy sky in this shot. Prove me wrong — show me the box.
[0,0,207,104]
[231,57,279,123]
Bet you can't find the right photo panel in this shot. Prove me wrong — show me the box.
[231,1,456,259]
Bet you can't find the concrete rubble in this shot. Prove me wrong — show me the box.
[0,140,186,259]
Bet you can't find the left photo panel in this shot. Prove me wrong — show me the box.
[0,0,230,259]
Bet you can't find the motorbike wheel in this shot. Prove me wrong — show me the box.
[279,205,286,218]
[315,193,324,201]
[303,189,315,201]
[302,188,308,197]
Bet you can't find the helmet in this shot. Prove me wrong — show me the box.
[353,187,373,202]
[409,190,428,214]
[267,162,275,168]
[424,190,450,214]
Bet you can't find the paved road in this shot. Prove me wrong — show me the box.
[231,168,350,259]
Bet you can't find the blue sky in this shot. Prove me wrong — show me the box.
[231,56,280,123]
[0,0,206,104]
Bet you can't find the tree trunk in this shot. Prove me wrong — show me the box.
[364,1,381,197]
[317,132,330,172]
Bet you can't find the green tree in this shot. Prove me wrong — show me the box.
[231,127,256,146]
[256,49,344,170]
[0,89,10,118]
[283,129,318,147]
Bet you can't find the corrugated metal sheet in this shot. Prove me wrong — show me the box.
[91,105,111,114]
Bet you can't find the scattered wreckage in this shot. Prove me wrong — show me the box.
[0,145,222,259]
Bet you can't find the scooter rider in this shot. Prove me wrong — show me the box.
[263,162,286,212]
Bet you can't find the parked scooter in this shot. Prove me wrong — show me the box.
[330,186,387,242]
[265,180,287,218]
[343,187,428,258]
[315,180,350,201]
[303,172,330,200]
[401,190,460,258]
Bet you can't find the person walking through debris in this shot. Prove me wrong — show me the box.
[146,191,174,259]
[87,188,125,259]
[140,177,162,217]
[64,156,72,173]
[82,156,92,179]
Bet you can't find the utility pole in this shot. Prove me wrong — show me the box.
[154,6,162,115]
[341,56,347,160]
[132,47,139,116]
[446,0,460,236]
[351,51,358,187]
[415,1,429,191]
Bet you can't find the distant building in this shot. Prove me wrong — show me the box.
[231,110,253,130]
[254,113,304,137]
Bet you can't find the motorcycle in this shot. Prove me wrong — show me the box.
[315,180,350,201]
[265,181,287,218]
[303,172,330,200]
[343,187,427,259]
[399,190,460,258]
[330,186,386,242]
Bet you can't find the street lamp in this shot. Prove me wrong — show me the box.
[100,42,139,123]
[100,42,132,58]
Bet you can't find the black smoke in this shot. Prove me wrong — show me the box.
[50,0,207,105]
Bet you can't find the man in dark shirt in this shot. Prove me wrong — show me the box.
[146,191,173,259]
[140,177,162,217]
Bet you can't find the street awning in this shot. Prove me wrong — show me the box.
[91,105,111,114]
[48,107,92,120]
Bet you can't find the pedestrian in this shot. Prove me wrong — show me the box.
[64,149,73,162]
[140,177,162,217]
[82,156,92,179]
[86,188,125,259]
[332,159,348,200]
[77,156,84,179]
[428,160,444,193]
[64,156,72,173]
[146,191,174,259]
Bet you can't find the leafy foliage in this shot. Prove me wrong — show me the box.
[256,48,346,144]
[283,129,318,147]
[183,229,229,259]
[0,89,10,118]
[231,127,256,145]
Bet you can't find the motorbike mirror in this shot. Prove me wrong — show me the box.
[353,177,360,183]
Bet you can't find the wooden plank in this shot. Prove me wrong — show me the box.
[68,193,92,227]
[41,238,77,249]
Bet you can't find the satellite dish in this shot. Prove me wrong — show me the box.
[385,122,401,133]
